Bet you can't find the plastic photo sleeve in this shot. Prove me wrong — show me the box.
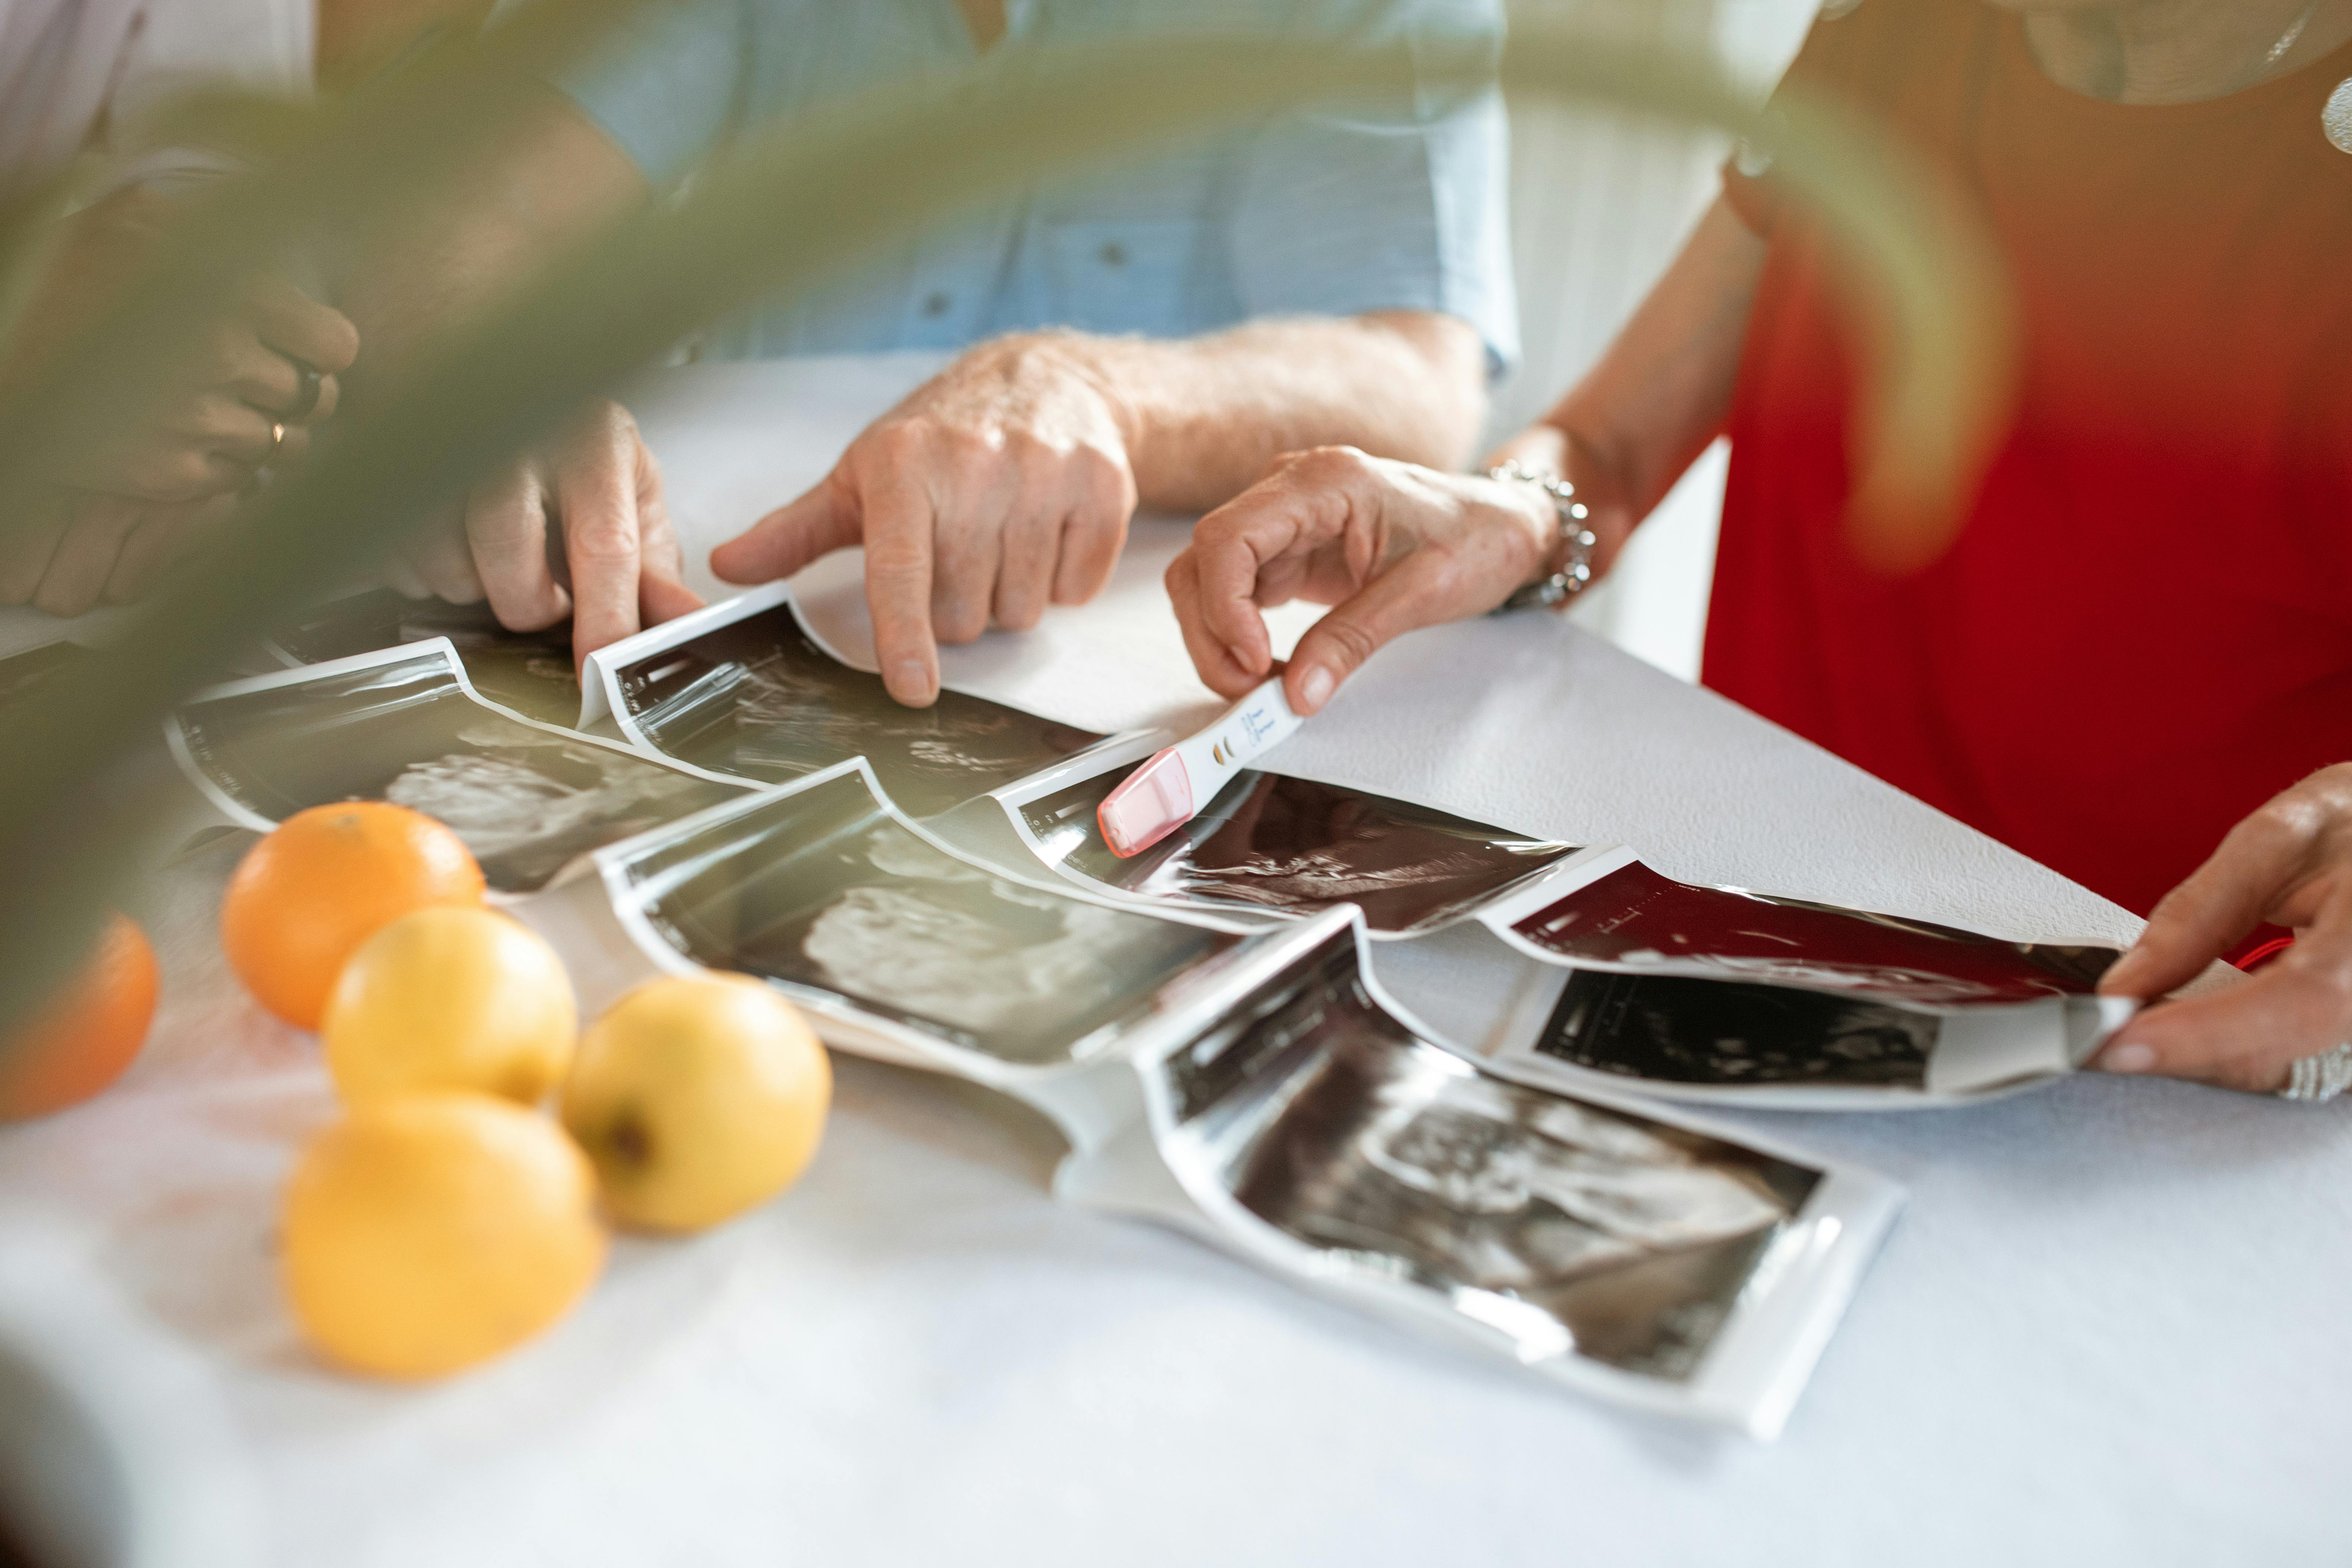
[166,640,745,895]
[595,759,1261,1076]
[1120,914,1904,1436]
[998,756,1579,938]
[584,583,1110,814]
[267,588,585,729]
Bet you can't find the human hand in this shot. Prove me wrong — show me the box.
[707,334,1139,706]
[0,491,237,616]
[27,189,359,501]
[1163,445,1558,716]
[389,400,703,671]
[2094,764,2352,1093]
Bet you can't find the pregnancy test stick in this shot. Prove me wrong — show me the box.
[1097,675,1304,858]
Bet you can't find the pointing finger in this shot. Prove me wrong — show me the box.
[711,476,860,586]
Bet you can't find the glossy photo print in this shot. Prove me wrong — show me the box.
[1155,930,1819,1380]
[1018,766,1577,936]
[607,596,1104,815]
[608,767,1243,1066]
[170,644,740,894]
[269,589,582,727]
[1510,859,2117,1007]
[1534,969,1942,1089]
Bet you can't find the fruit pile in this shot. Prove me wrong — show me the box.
[4,800,832,1381]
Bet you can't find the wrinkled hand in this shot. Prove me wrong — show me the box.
[27,189,360,501]
[390,400,702,670]
[0,491,237,616]
[2095,764,2352,1093]
[1164,445,1557,716]
[708,334,1139,706]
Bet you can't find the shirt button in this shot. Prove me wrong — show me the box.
[1098,241,1127,268]
[921,291,952,317]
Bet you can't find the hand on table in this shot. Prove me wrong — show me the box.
[2096,764,2352,1093]
[1164,445,1568,717]
[389,400,703,671]
[708,334,1140,707]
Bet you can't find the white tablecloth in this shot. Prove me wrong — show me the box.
[3,357,2345,1568]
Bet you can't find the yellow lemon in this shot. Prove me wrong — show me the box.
[561,975,831,1233]
[323,906,576,1106]
[280,1093,606,1379]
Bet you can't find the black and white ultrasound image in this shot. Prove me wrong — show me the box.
[615,603,1102,816]
[270,589,581,727]
[1020,767,1575,935]
[1160,933,1819,1379]
[1535,969,1939,1088]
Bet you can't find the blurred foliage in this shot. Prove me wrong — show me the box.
[0,2,2012,1038]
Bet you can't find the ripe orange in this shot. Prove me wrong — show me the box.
[281,1093,606,1378]
[0,911,160,1120]
[221,802,484,1030]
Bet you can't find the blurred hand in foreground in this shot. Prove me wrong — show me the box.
[2096,764,2352,1093]
[1164,442,1635,717]
[0,189,359,615]
[389,400,703,672]
[710,334,1139,707]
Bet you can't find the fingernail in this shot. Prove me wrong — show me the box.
[2099,1042,2157,1074]
[892,659,935,704]
[1296,665,1334,713]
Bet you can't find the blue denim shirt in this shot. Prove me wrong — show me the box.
[559,0,1518,371]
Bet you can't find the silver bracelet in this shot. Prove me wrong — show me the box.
[1487,461,1598,612]
[2280,1042,2352,1101]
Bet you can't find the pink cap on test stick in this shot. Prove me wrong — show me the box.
[1097,748,1194,858]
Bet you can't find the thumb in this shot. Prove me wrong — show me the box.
[639,566,705,626]
[2100,823,2296,1002]
[1282,552,1459,716]
[710,476,859,585]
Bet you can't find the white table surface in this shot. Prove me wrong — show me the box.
[4,357,2347,1568]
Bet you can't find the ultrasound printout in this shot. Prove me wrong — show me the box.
[1156,930,1820,1379]
[271,589,582,727]
[610,769,1241,1066]
[172,647,737,894]
[1020,766,1577,935]
[612,601,1104,815]
[1513,861,2117,1007]
[1534,969,1939,1088]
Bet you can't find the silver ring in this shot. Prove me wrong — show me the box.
[2279,1042,2352,1101]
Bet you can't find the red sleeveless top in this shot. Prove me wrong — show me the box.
[1707,0,2352,917]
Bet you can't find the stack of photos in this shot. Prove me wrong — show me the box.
[574,582,1582,936]
[167,640,743,894]
[239,584,2133,1104]
[1463,847,2133,1107]
[267,588,584,728]
[576,763,1901,1437]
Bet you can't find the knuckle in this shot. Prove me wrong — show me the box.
[1315,616,1380,672]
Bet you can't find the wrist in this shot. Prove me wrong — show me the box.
[1487,461,1597,611]
[1006,329,1144,458]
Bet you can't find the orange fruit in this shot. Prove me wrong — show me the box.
[0,911,160,1120]
[280,1093,607,1379]
[562,975,831,1233]
[324,907,577,1107]
[221,802,484,1030]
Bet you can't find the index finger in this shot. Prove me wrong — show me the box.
[1185,488,1332,678]
[556,448,646,667]
[2100,806,2312,1001]
[243,277,361,375]
[859,470,941,707]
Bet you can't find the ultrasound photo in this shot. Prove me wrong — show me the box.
[1535,969,1940,1088]
[172,648,738,893]
[1157,932,1818,1379]
[610,600,1103,815]
[0,641,89,714]
[1513,860,2117,1007]
[1019,767,1576,936]
[269,589,581,727]
[610,768,1242,1065]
